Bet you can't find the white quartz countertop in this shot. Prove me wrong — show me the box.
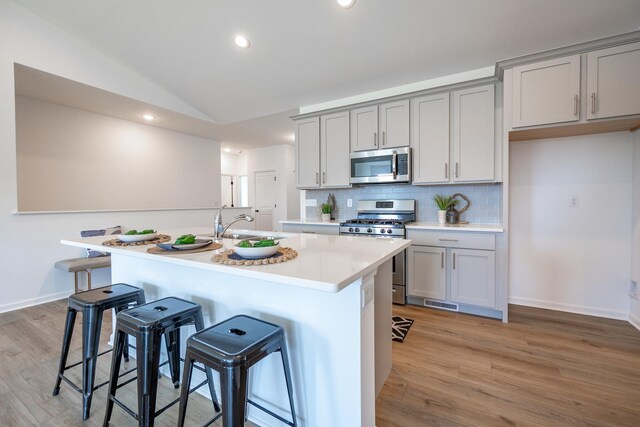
[280,219,341,226]
[407,222,504,233]
[61,227,410,293]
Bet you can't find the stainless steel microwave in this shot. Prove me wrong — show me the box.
[350,147,411,184]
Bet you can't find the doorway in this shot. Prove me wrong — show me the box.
[254,170,276,231]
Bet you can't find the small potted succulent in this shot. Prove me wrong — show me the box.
[433,194,457,225]
[321,203,332,221]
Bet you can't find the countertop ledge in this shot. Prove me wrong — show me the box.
[280,219,341,226]
[407,222,504,233]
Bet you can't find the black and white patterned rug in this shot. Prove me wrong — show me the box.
[392,316,414,343]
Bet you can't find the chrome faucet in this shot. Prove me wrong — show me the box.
[214,205,254,240]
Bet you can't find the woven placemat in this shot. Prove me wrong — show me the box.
[212,247,298,266]
[102,234,171,247]
[147,242,223,255]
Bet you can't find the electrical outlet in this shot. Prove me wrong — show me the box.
[305,199,317,207]
[631,282,639,300]
[568,196,580,208]
[347,199,353,207]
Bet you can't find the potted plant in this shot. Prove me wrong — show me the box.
[321,203,332,221]
[433,194,457,225]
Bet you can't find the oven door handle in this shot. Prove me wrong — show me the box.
[392,150,398,180]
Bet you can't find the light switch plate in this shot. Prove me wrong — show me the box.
[569,196,579,208]
[347,199,353,207]
[305,199,317,207]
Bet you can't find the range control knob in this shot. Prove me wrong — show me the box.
[387,229,393,234]
[348,227,354,233]
[354,228,360,233]
[367,228,373,233]
[380,229,386,234]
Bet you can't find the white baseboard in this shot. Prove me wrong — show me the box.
[0,290,71,314]
[629,311,640,331]
[508,296,628,320]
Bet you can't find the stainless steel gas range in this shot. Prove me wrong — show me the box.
[339,199,415,305]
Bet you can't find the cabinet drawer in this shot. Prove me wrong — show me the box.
[281,223,339,235]
[406,229,495,250]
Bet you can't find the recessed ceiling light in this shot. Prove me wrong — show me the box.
[337,0,355,8]
[142,113,156,121]
[234,35,250,48]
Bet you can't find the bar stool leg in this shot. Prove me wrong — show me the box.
[136,329,162,427]
[176,352,195,427]
[103,329,127,427]
[87,269,93,290]
[279,341,298,426]
[220,366,248,427]
[81,306,104,420]
[195,311,221,412]
[115,307,130,362]
[74,272,80,293]
[164,329,181,388]
[53,307,77,396]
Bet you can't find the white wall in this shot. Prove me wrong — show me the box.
[17,96,220,211]
[245,145,299,231]
[0,2,222,312]
[631,130,640,329]
[510,132,633,320]
[220,151,239,176]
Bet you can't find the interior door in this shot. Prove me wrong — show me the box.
[254,170,276,231]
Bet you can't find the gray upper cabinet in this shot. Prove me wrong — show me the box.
[379,100,410,149]
[512,55,581,128]
[295,117,320,189]
[587,42,640,120]
[350,105,378,152]
[321,111,351,188]
[411,93,450,184]
[452,84,495,182]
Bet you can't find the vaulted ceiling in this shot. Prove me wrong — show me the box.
[13,0,640,148]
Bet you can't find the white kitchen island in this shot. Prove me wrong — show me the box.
[61,227,410,427]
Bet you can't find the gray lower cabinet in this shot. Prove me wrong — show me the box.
[407,246,446,300]
[406,230,497,309]
[450,248,496,309]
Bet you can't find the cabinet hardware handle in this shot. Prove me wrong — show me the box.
[574,95,578,117]
[315,172,319,184]
[453,253,456,270]
[591,92,596,115]
[438,238,459,242]
[302,231,316,234]
[392,288,396,293]
[382,131,386,145]
[322,172,326,183]
[374,132,378,147]
[455,162,459,178]
[445,163,448,179]
[441,252,444,269]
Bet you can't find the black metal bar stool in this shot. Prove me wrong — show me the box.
[52,283,145,420]
[177,315,297,427]
[103,297,220,427]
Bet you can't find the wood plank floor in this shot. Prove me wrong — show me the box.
[1,300,639,426]
[377,304,640,427]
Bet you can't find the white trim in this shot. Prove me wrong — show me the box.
[0,290,70,314]
[630,312,640,331]
[508,296,628,321]
[299,66,495,114]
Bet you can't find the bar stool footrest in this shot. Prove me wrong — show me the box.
[248,399,296,427]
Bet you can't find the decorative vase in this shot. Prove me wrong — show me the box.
[322,213,331,221]
[446,205,459,224]
[437,210,447,225]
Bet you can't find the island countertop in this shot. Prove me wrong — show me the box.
[61,227,410,293]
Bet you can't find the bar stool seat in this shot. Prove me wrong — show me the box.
[104,297,220,427]
[52,283,145,420]
[55,256,111,293]
[177,315,297,427]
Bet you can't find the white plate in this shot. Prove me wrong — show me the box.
[117,232,158,242]
[234,242,280,259]
[156,239,212,251]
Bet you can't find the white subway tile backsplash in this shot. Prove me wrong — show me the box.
[307,183,502,224]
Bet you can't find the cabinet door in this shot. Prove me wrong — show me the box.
[379,100,410,148]
[452,85,495,182]
[512,55,581,127]
[587,42,640,120]
[295,117,320,189]
[411,93,450,184]
[450,249,496,308]
[350,106,378,152]
[407,246,446,300]
[321,111,351,188]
